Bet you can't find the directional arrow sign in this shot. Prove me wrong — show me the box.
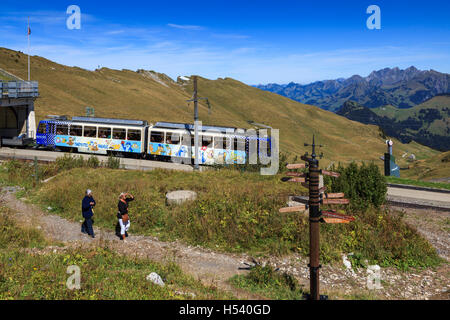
[322,198,350,205]
[286,172,307,178]
[324,193,345,199]
[321,218,351,224]
[286,163,306,169]
[321,170,340,178]
[289,178,306,183]
[321,211,355,222]
[279,205,307,213]
[292,196,309,204]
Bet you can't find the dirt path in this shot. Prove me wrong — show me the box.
[1,188,449,300]
[0,189,262,299]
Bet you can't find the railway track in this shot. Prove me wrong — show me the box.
[0,147,199,172]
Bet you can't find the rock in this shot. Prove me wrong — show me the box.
[342,254,352,270]
[166,190,197,205]
[146,272,165,287]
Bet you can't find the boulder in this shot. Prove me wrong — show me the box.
[166,190,197,205]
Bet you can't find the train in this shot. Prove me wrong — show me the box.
[35,116,272,166]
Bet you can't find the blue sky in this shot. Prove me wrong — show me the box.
[1,0,449,84]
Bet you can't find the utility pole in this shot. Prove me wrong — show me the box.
[193,76,200,171]
[187,76,211,171]
[27,17,31,81]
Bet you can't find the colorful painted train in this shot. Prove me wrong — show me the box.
[36,116,272,165]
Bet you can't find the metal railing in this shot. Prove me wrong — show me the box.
[0,81,39,98]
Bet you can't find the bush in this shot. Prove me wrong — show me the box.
[230,265,303,299]
[86,156,100,168]
[55,154,85,171]
[106,155,121,169]
[325,162,387,210]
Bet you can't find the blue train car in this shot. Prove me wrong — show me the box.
[36,116,148,156]
[147,122,272,165]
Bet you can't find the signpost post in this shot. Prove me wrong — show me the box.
[280,135,353,300]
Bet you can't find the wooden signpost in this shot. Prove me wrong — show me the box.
[280,135,354,300]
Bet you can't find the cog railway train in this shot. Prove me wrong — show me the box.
[35,116,272,166]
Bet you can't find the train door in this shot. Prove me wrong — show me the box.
[36,121,47,146]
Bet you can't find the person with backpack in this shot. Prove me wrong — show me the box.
[81,189,96,238]
[115,192,134,241]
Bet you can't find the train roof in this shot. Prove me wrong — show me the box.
[44,116,148,127]
[152,121,242,134]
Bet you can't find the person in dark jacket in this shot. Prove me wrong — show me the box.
[115,192,134,241]
[81,189,96,238]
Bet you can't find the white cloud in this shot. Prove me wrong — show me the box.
[167,23,204,30]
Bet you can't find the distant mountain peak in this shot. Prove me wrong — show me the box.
[256,66,449,111]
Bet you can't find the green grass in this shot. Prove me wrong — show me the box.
[386,176,450,190]
[0,158,441,271]
[1,159,443,271]
[0,206,233,300]
[229,265,305,300]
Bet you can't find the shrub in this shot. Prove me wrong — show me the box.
[325,162,387,210]
[106,155,121,169]
[230,265,303,299]
[55,154,85,171]
[86,156,100,168]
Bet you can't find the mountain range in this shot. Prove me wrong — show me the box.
[256,67,450,112]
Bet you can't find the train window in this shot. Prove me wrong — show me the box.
[165,132,180,144]
[202,136,213,148]
[214,136,229,149]
[56,124,69,135]
[234,138,245,151]
[127,129,141,141]
[70,125,82,137]
[38,123,46,134]
[98,127,112,139]
[112,128,126,140]
[150,131,164,143]
[84,126,97,138]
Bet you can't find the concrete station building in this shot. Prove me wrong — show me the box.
[0,80,38,147]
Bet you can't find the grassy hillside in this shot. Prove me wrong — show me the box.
[373,95,450,137]
[0,47,440,167]
[338,98,450,152]
[399,151,450,181]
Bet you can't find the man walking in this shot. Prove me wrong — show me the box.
[81,189,96,238]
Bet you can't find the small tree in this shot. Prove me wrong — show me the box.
[325,162,387,210]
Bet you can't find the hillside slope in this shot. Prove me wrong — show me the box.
[337,97,450,151]
[0,47,439,165]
